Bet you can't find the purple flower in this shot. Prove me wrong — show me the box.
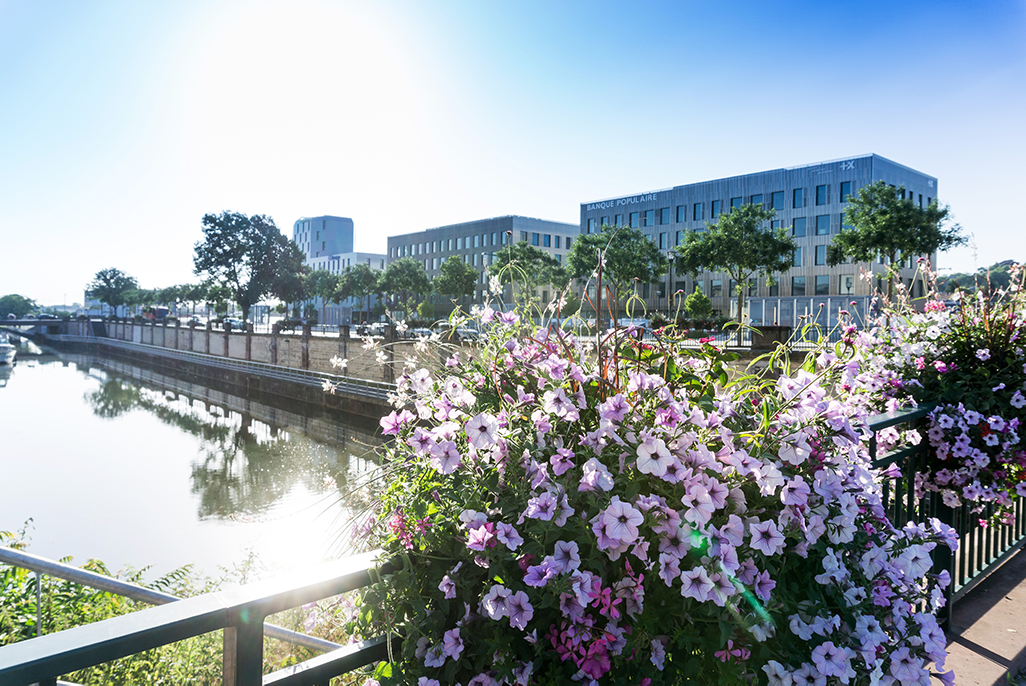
[379,409,415,435]
[550,447,575,475]
[441,627,464,660]
[636,434,674,477]
[753,570,776,601]
[465,413,499,449]
[495,522,524,551]
[481,584,510,619]
[506,590,534,630]
[578,458,615,492]
[552,540,581,573]
[679,566,714,602]
[749,520,786,556]
[976,348,991,361]
[601,496,643,543]
[523,492,557,521]
[428,440,461,474]
[466,524,495,551]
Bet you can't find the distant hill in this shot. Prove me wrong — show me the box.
[938,260,1019,293]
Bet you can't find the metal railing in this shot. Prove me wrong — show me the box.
[865,405,1026,624]
[51,335,396,401]
[0,548,397,686]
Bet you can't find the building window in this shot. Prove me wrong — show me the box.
[793,247,802,267]
[543,234,551,247]
[792,276,806,296]
[770,219,781,231]
[473,253,478,266]
[615,213,623,226]
[566,237,572,250]
[432,257,438,270]
[660,207,671,224]
[711,279,722,297]
[711,200,721,218]
[839,274,855,295]
[731,197,743,210]
[816,184,829,205]
[840,181,852,202]
[793,217,807,237]
[793,188,804,208]
[457,237,463,250]
[815,214,831,235]
[630,212,639,228]
[531,233,540,246]
[693,203,703,221]
[815,244,827,265]
[750,194,763,206]
[470,235,476,248]
[815,275,830,295]
[658,233,666,249]
[556,253,562,263]
[676,205,685,222]
[771,191,784,210]
[555,235,561,249]
[520,231,528,242]
[600,216,608,227]
[501,233,509,245]
[587,218,596,233]
[643,209,654,227]
[769,281,779,296]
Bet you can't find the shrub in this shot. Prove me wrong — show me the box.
[343,307,955,685]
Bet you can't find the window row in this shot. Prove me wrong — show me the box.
[585,182,860,232]
[391,231,512,259]
[421,251,566,271]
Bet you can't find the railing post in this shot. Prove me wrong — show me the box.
[223,614,265,686]
[36,572,42,637]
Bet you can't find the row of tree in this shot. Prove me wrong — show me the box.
[85,183,966,327]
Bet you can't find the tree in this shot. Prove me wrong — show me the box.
[684,288,712,322]
[87,268,138,316]
[379,257,430,319]
[434,256,479,308]
[566,225,668,319]
[306,269,340,324]
[673,204,795,326]
[0,294,37,318]
[337,262,381,325]
[828,181,966,301]
[489,241,566,304]
[193,211,304,323]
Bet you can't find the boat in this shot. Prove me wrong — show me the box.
[0,334,16,365]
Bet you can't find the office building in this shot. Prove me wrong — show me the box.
[387,215,580,310]
[579,154,938,326]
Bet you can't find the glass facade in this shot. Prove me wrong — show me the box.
[793,217,807,237]
[815,214,830,235]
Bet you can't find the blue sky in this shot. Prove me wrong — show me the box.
[1,0,1024,306]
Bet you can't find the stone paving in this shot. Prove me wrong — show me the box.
[939,546,1026,684]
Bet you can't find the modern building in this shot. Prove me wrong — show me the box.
[387,215,580,311]
[292,215,386,326]
[579,154,938,327]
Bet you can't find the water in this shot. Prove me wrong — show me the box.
[0,340,382,582]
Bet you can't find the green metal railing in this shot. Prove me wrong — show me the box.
[866,405,1026,624]
[0,549,397,686]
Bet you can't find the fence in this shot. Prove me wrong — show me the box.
[0,547,397,686]
[865,405,1026,624]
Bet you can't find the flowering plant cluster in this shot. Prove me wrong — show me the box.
[844,264,1026,520]
[350,307,955,685]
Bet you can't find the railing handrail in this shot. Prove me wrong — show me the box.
[0,546,341,654]
[0,550,393,686]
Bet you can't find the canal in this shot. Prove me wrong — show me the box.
[0,339,383,582]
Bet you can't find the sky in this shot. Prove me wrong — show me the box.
[1,0,1024,307]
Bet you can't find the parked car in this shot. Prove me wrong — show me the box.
[408,327,433,338]
[37,313,58,320]
[222,317,249,331]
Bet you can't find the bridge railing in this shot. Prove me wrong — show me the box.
[0,549,397,686]
[865,405,1026,625]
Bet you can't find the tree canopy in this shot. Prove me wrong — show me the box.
[828,181,965,300]
[0,294,37,318]
[337,262,381,325]
[87,268,138,316]
[379,257,430,318]
[489,241,566,305]
[434,256,479,305]
[193,211,305,322]
[673,204,794,324]
[566,225,668,317]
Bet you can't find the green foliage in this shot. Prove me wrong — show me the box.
[489,241,566,304]
[87,268,138,315]
[434,256,479,302]
[684,288,712,321]
[0,294,37,318]
[566,224,668,316]
[673,204,794,324]
[337,262,382,325]
[417,299,435,320]
[937,259,1017,294]
[193,211,305,323]
[379,257,431,318]
[828,181,965,299]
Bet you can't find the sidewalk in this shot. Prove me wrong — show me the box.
[939,546,1026,684]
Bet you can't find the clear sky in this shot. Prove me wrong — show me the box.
[1,0,1024,307]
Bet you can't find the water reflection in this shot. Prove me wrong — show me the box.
[78,355,382,521]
